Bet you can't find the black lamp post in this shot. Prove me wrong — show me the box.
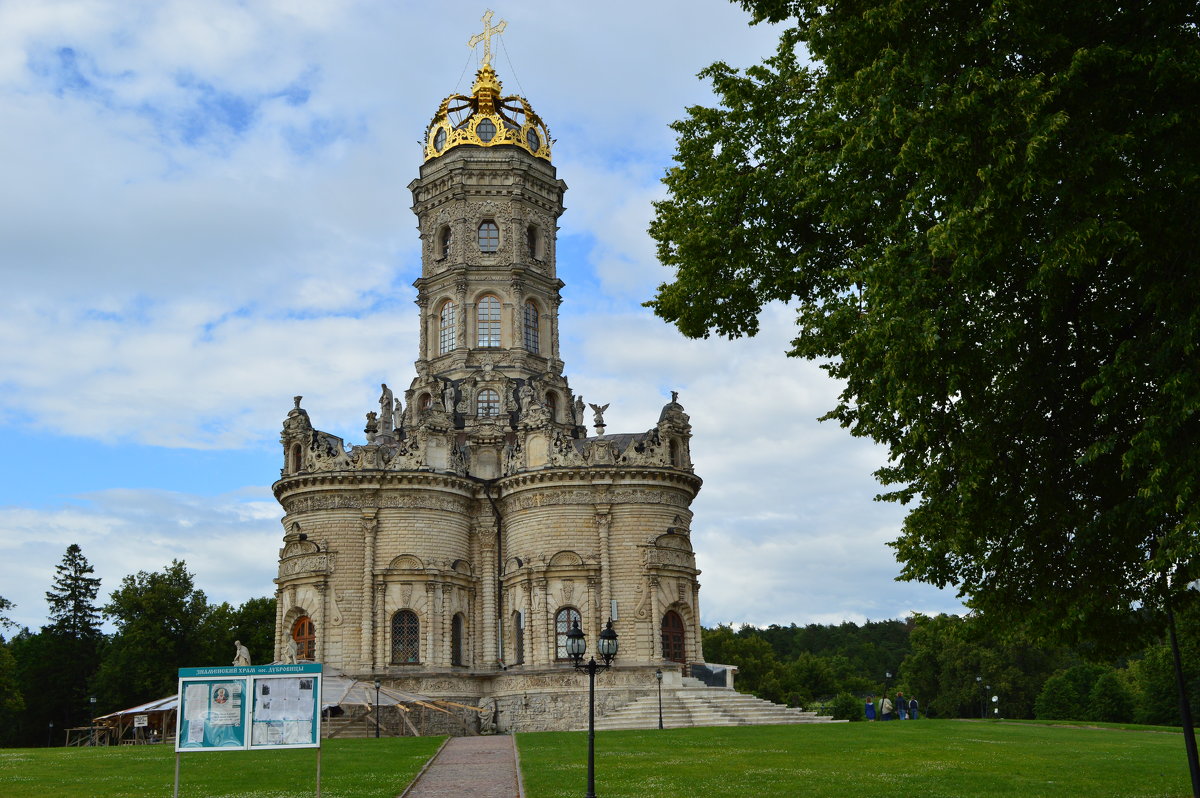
[567,618,619,798]
[374,679,382,739]
[47,722,53,747]
[976,676,984,719]
[655,669,664,730]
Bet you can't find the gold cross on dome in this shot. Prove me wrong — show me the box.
[467,10,507,68]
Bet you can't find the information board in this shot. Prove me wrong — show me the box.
[176,664,322,752]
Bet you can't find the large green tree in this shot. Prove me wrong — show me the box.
[650,1,1200,652]
[92,560,217,710]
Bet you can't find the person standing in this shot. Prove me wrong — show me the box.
[880,694,894,721]
[909,696,920,720]
[896,691,908,720]
[865,696,876,721]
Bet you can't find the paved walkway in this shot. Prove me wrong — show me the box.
[399,735,523,798]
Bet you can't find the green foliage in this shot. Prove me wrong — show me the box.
[45,544,101,639]
[92,560,216,711]
[1035,673,1081,721]
[829,691,864,721]
[0,596,14,630]
[651,0,1200,656]
[1131,646,1178,726]
[1087,672,1134,724]
[0,639,24,747]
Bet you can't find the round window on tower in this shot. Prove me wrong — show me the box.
[526,128,540,152]
[476,118,496,143]
[433,127,447,152]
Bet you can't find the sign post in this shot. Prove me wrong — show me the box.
[174,663,323,796]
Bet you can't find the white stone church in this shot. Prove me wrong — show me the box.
[265,18,839,734]
[269,37,709,733]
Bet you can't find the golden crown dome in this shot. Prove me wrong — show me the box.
[423,64,552,162]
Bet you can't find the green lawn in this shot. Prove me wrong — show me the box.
[1,722,1193,798]
[0,736,445,798]
[517,721,1193,798]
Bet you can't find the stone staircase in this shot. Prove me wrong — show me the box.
[585,677,842,731]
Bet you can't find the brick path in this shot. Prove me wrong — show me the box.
[399,735,523,798]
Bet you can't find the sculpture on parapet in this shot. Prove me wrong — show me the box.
[379,384,394,434]
[589,403,610,436]
[233,640,251,666]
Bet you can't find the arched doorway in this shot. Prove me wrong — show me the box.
[661,610,685,663]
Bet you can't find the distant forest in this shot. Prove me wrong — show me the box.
[704,608,1200,725]
[3,544,1198,748]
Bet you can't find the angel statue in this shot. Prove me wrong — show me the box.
[588,402,610,436]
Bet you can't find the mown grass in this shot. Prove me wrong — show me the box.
[517,720,1193,798]
[2,722,1193,798]
[0,736,445,798]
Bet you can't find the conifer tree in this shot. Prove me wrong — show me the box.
[45,544,101,639]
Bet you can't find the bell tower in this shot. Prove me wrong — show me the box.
[404,60,582,477]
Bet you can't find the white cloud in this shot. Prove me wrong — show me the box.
[0,488,281,631]
[0,1,966,632]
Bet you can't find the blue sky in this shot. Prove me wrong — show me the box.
[0,0,966,633]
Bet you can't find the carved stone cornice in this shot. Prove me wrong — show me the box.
[274,470,475,502]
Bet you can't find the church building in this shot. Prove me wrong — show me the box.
[270,22,705,732]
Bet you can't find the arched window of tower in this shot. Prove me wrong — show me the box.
[418,393,432,411]
[523,300,540,353]
[438,226,452,260]
[477,388,501,416]
[554,607,582,660]
[438,300,457,355]
[511,610,525,665]
[289,443,303,474]
[477,295,501,347]
[545,390,559,422]
[391,609,420,664]
[478,220,499,253]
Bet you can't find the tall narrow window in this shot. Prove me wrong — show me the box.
[478,221,499,253]
[526,224,540,259]
[661,610,685,663]
[545,392,558,422]
[292,616,316,661]
[289,443,303,474]
[477,295,501,347]
[555,607,582,660]
[438,226,452,260]
[512,610,525,665]
[451,613,465,666]
[438,301,457,355]
[391,610,420,664]
[523,300,540,353]
[477,389,500,417]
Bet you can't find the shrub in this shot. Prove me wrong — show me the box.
[1087,671,1134,723]
[829,692,865,722]
[1035,673,1080,720]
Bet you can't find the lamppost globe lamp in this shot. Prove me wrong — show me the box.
[597,620,619,664]
[567,620,587,663]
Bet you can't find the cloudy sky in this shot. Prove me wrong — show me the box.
[0,0,966,633]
